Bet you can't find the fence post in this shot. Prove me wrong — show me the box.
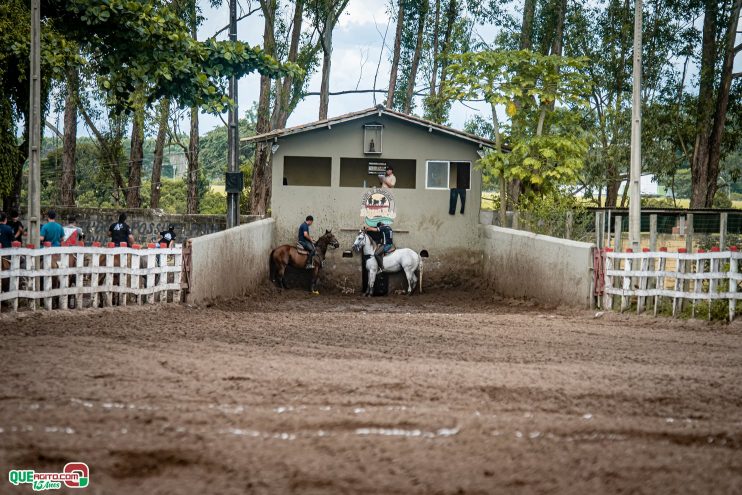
[614,216,622,252]
[604,248,613,310]
[43,248,52,310]
[10,247,20,312]
[685,213,694,254]
[673,249,687,317]
[637,248,650,314]
[692,249,705,319]
[654,247,668,316]
[565,211,573,239]
[105,245,114,307]
[595,211,604,249]
[720,212,728,250]
[649,214,658,252]
[621,249,633,312]
[58,250,68,310]
[709,247,720,320]
[146,246,156,304]
[730,250,737,322]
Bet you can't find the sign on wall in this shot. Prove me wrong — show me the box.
[367,162,387,175]
[360,188,395,227]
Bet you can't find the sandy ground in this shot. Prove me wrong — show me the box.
[1,289,741,494]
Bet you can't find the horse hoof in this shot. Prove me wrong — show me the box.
[312,290,320,295]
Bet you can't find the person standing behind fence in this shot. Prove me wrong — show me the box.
[9,209,24,244]
[62,215,85,246]
[0,212,15,248]
[40,210,65,247]
[109,213,135,246]
[158,224,177,248]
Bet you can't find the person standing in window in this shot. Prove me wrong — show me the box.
[378,166,396,189]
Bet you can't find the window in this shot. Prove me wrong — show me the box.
[363,124,383,154]
[426,161,449,189]
[340,158,416,188]
[425,160,472,190]
[283,156,331,187]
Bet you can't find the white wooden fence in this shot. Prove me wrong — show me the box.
[0,243,183,313]
[604,247,742,321]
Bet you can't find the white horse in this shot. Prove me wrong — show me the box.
[352,230,423,296]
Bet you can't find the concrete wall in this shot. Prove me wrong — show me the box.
[187,218,275,303]
[30,207,259,244]
[481,225,595,307]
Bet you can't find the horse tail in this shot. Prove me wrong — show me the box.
[417,252,423,294]
[268,248,276,282]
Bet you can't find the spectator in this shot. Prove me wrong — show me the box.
[40,210,65,247]
[8,209,24,244]
[0,212,15,248]
[62,215,85,246]
[158,224,177,248]
[109,213,135,246]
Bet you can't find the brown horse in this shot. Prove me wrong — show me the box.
[269,230,340,293]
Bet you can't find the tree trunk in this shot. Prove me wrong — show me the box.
[429,0,441,99]
[693,0,742,207]
[150,98,170,209]
[520,0,536,50]
[318,11,334,120]
[251,0,277,215]
[60,67,78,206]
[271,0,304,129]
[404,0,428,113]
[387,0,406,108]
[436,0,457,96]
[690,0,718,208]
[187,106,199,214]
[126,105,144,208]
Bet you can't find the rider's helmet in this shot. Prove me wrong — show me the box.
[377,222,383,227]
[168,224,175,231]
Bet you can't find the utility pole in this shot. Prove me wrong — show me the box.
[628,0,643,251]
[28,0,41,248]
[225,0,241,229]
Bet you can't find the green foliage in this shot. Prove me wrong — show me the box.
[515,191,593,242]
[199,190,227,215]
[198,108,257,182]
[445,49,591,200]
[57,0,303,113]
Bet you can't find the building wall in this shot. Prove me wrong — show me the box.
[480,225,595,308]
[271,115,482,277]
[187,218,275,303]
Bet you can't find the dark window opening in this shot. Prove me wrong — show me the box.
[449,162,471,189]
[339,158,416,188]
[283,156,331,187]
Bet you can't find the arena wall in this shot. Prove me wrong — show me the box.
[481,225,594,307]
[187,218,275,304]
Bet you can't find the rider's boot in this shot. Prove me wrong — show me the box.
[375,254,384,273]
[306,255,314,269]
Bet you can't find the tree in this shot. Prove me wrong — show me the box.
[308,0,352,120]
[387,0,406,108]
[150,98,171,209]
[60,66,79,206]
[690,0,742,207]
[445,50,591,203]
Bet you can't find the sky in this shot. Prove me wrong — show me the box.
[196,0,494,134]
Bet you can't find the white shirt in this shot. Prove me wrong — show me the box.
[379,173,396,189]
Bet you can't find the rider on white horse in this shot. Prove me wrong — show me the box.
[364,222,393,271]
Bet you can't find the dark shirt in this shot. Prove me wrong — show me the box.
[298,222,310,243]
[0,224,14,248]
[9,219,23,242]
[379,225,393,245]
[109,222,132,246]
[158,231,176,246]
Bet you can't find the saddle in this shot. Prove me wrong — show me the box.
[296,244,322,269]
[382,246,396,256]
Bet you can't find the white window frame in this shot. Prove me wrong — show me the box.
[425,160,472,190]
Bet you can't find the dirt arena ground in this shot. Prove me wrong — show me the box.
[1,289,741,494]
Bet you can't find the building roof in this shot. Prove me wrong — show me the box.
[241,104,499,149]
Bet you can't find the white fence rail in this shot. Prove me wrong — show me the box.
[604,248,742,321]
[0,244,183,313]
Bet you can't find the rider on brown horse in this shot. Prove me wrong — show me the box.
[298,215,317,268]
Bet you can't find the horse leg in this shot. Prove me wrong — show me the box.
[310,266,319,294]
[366,266,377,296]
[277,265,287,289]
